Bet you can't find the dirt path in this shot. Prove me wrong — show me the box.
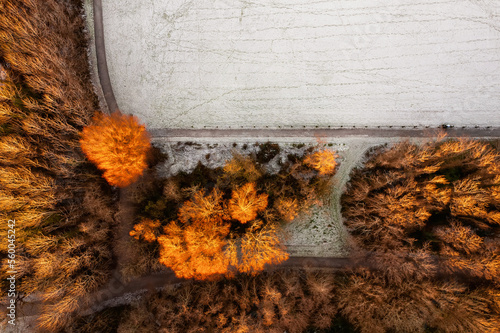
[112,186,137,281]
[91,0,118,114]
[328,143,371,248]
[149,127,500,139]
[75,256,358,316]
[11,256,356,321]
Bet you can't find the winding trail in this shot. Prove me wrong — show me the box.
[92,0,118,114]
[81,256,357,315]
[328,143,370,248]
[12,256,356,321]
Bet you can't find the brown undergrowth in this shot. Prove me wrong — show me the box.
[342,136,500,282]
[341,135,500,332]
[66,269,341,333]
[65,265,500,333]
[0,0,116,331]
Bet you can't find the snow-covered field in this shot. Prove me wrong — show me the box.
[101,0,500,129]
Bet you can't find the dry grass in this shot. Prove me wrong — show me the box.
[340,136,500,332]
[113,270,338,333]
[0,0,117,331]
[342,137,500,282]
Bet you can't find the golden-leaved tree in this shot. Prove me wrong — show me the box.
[177,188,228,224]
[304,149,338,175]
[80,111,151,187]
[274,197,300,222]
[229,182,268,223]
[136,184,287,280]
[157,220,233,280]
[239,221,289,273]
[129,218,161,243]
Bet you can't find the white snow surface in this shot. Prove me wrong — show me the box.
[101,0,500,129]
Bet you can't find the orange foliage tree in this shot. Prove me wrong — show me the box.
[129,218,161,243]
[239,222,289,273]
[132,146,340,280]
[151,185,287,280]
[178,188,228,224]
[228,182,268,223]
[222,153,262,183]
[275,197,300,222]
[157,188,235,279]
[157,218,289,279]
[304,149,338,175]
[80,111,151,187]
[157,220,234,280]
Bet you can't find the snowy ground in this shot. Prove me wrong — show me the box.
[98,0,500,129]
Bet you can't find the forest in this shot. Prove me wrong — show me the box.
[63,136,500,333]
[0,0,116,330]
[0,0,499,332]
